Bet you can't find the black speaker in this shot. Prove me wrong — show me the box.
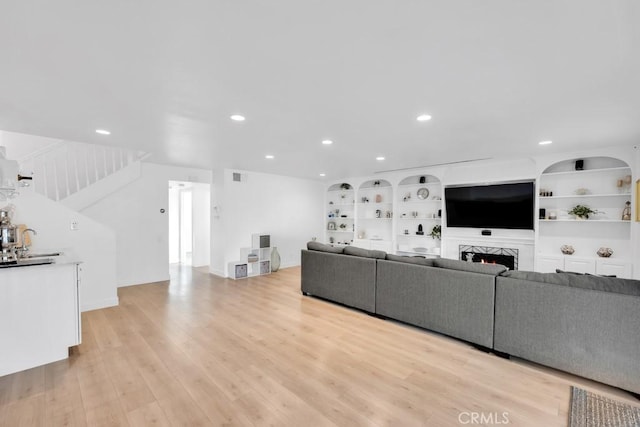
[539,208,546,219]
[419,176,426,184]
[575,159,584,170]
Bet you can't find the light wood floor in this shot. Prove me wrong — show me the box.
[1,265,638,426]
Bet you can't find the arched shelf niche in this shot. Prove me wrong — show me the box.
[325,182,355,246]
[536,156,633,277]
[396,174,442,257]
[353,179,393,251]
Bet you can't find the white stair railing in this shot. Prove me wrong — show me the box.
[19,141,146,202]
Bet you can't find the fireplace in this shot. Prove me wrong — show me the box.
[459,245,518,270]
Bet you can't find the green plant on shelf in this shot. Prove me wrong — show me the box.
[429,225,441,240]
[568,204,602,220]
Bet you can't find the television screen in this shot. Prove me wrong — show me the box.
[444,181,535,230]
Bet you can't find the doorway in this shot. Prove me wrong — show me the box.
[168,181,210,267]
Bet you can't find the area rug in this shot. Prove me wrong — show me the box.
[569,386,640,427]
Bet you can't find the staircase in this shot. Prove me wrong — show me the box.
[18,140,147,211]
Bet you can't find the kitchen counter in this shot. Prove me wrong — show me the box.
[0,260,82,377]
[0,258,55,268]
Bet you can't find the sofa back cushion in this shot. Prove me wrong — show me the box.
[385,254,435,266]
[500,270,640,297]
[433,258,508,276]
[306,241,344,254]
[344,246,386,259]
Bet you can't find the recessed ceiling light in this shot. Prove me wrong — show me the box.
[95,129,111,135]
[322,140,333,145]
[265,154,274,159]
[539,140,553,145]
[230,115,245,121]
[416,114,432,122]
[319,173,326,177]
[376,156,385,161]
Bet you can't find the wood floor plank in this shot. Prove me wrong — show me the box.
[125,401,171,427]
[43,359,87,426]
[1,265,638,427]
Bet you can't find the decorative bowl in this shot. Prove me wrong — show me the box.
[597,247,613,258]
[560,245,575,255]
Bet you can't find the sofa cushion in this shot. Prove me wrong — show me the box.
[566,274,640,297]
[500,270,572,286]
[501,270,640,297]
[556,269,617,278]
[433,258,508,276]
[306,241,344,254]
[385,254,435,266]
[344,246,386,259]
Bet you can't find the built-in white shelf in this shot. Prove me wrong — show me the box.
[539,219,631,223]
[540,193,631,199]
[541,166,631,177]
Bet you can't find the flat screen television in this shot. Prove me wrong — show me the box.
[444,181,535,230]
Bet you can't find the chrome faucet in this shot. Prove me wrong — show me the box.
[17,228,37,258]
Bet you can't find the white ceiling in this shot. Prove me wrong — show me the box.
[1,1,639,180]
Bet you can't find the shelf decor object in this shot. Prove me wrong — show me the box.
[568,204,600,220]
[417,187,429,199]
[622,201,631,221]
[560,245,575,255]
[270,247,280,272]
[597,247,613,258]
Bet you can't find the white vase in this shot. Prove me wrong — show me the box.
[270,247,281,272]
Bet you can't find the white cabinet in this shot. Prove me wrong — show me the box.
[0,262,81,377]
[564,257,596,274]
[596,258,632,278]
[536,254,632,277]
[229,246,271,279]
[536,254,564,273]
[352,238,393,252]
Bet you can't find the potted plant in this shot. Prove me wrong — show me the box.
[429,225,441,240]
[568,204,601,220]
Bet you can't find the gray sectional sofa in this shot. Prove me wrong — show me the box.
[494,270,640,395]
[376,256,504,349]
[302,242,507,349]
[301,241,640,395]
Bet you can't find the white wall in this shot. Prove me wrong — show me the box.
[191,183,210,267]
[82,162,211,287]
[168,185,180,263]
[8,189,118,311]
[210,169,325,277]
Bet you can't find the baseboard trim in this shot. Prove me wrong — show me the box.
[209,268,225,277]
[81,296,119,312]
